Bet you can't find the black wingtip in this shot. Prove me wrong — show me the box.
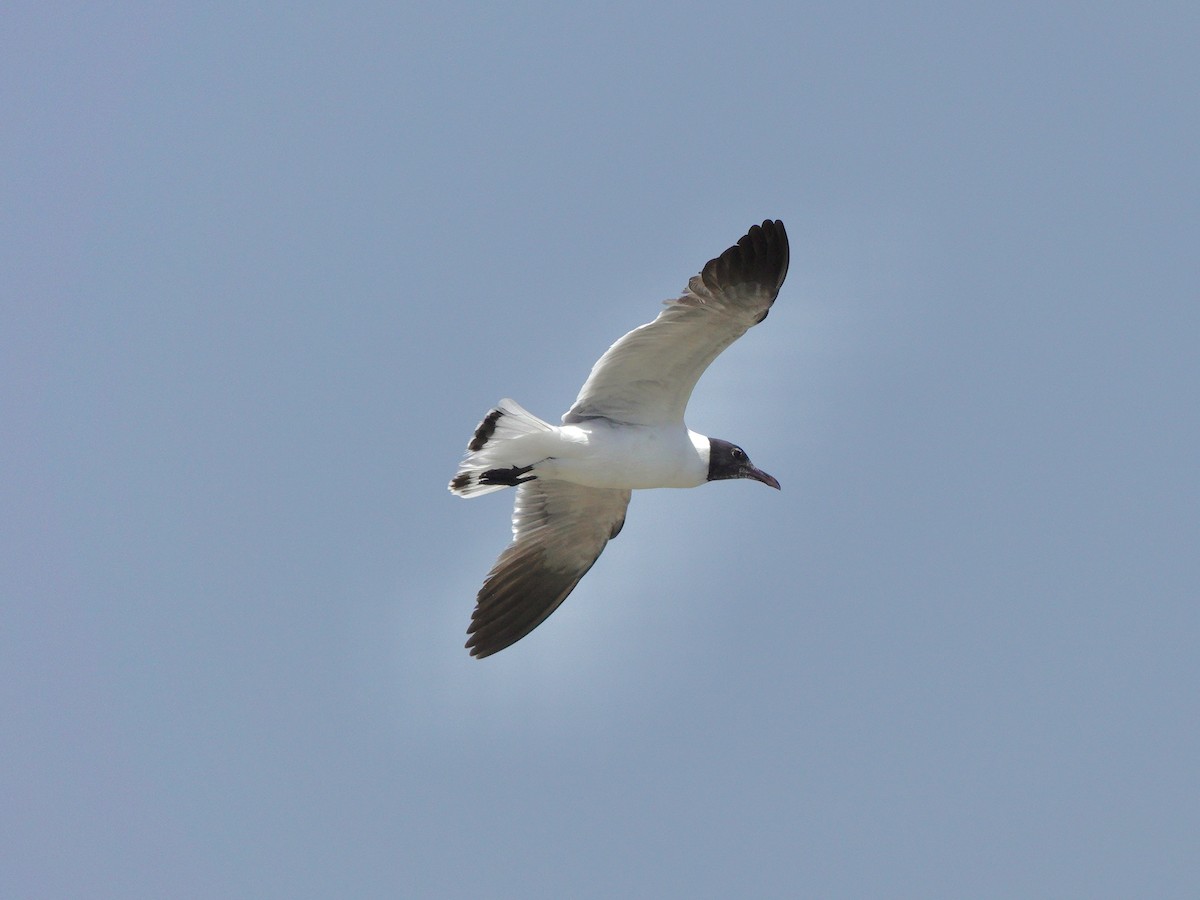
[701,219,789,297]
[465,637,493,659]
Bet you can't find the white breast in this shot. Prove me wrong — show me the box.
[540,421,709,490]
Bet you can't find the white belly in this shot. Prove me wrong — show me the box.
[540,421,708,490]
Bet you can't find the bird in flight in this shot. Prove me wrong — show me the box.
[450,220,789,658]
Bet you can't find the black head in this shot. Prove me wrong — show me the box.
[706,438,781,490]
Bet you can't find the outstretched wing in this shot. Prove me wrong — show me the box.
[466,480,632,658]
[563,220,789,427]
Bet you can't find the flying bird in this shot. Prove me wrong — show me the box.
[450,220,789,658]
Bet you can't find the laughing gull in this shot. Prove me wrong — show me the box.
[450,220,789,658]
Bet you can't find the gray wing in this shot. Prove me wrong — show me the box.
[466,480,632,658]
[563,220,789,427]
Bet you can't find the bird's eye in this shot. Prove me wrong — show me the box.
[732,447,746,460]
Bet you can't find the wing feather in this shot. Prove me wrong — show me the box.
[563,220,788,426]
[466,480,632,658]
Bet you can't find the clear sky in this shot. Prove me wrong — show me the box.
[4,3,1198,897]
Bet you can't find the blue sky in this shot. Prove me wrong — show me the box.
[4,3,1198,897]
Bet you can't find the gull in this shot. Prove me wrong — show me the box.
[450,220,789,658]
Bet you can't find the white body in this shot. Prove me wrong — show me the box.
[532,421,710,490]
[449,398,711,496]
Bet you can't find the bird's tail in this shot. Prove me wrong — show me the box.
[448,399,554,497]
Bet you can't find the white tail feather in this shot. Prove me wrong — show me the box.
[449,399,553,497]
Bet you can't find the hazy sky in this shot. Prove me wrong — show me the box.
[4,3,1198,897]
